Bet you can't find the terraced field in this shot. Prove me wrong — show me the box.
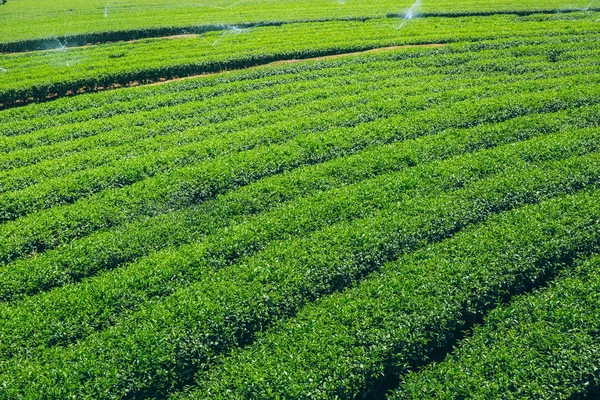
[1,0,600,398]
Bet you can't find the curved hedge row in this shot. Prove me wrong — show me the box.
[0,123,596,366]
[0,32,592,132]
[1,82,596,268]
[2,72,593,224]
[0,0,591,50]
[183,188,600,399]
[2,136,600,399]
[0,102,595,304]
[1,57,520,178]
[1,14,599,399]
[3,40,582,147]
[393,254,600,399]
[4,7,596,54]
[2,13,599,108]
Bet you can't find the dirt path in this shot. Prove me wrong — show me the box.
[147,43,447,87]
[0,43,446,109]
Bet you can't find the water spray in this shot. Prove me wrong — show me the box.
[212,30,227,46]
[194,1,244,10]
[211,25,247,46]
[396,0,421,30]
[0,67,7,73]
[56,39,67,51]
[223,1,243,10]
[583,0,597,10]
[104,5,109,18]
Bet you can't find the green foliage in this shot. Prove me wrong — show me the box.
[185,189,600,399]
[1,123,598,367]
[4,57,598,266]
[1,13,599,106]
[1,8,600,399]
[1,102,597,303]
[3,129,600,398]
[393,255,600,399]
[0,0,594,48]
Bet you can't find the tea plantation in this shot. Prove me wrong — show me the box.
[1,0,599,398]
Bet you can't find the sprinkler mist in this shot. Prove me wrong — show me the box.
[104,5,109,18]
[56,39,67,51]
[223,1,243,10]
[583,0,597,10]
[396,0,421,30]
[195,1,244,10]
[0,67,7,73]
[211,25,247,46]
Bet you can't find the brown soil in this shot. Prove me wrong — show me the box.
[147,43,447,86]
[0,43,446,109]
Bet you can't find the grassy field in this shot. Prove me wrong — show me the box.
[1,0,600,398]
[0,0,596,47]
[2,13,600,106]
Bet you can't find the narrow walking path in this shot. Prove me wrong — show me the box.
[0,43,446,109]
